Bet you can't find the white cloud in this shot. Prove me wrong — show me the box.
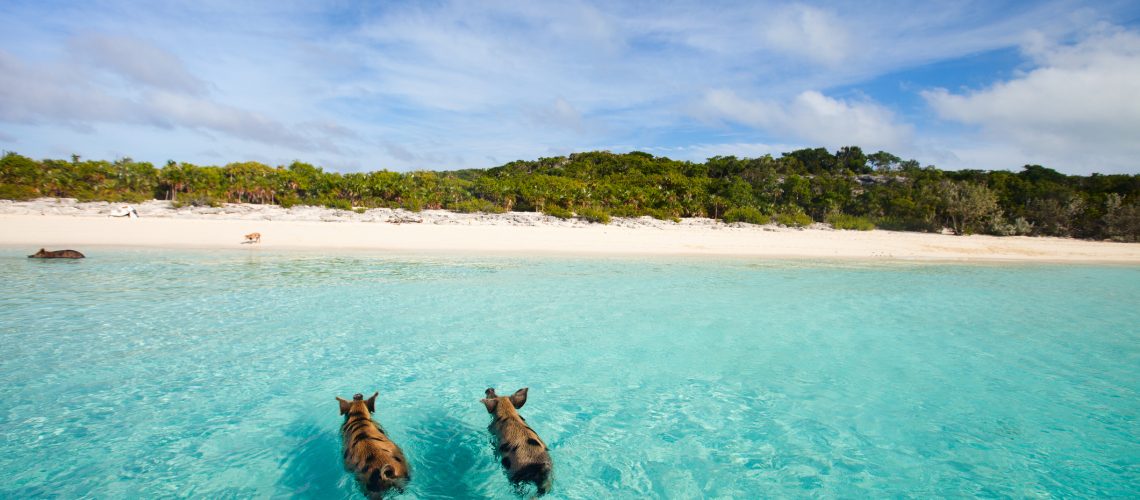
[0,49,136,126]
[923,25,1140,173]
[70,34,209,95]
[698,89,913,151]
[528,98,585,132]
[0,38,351,153]
[143,92,315,149]
[763,4,852,65]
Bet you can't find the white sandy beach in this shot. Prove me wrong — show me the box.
[2,198,1138,262]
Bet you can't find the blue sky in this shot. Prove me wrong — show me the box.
[1,0,1138,174]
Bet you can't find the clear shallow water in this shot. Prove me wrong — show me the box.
[1,248,1137,498]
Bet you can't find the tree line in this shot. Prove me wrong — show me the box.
[1,148,1137,241]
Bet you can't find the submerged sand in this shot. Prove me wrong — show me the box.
[2,199,1137,263]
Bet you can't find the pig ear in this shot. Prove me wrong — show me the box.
[481,398,498,413]
[485,388,498,398]
[336,397,351,415]
[510,388,528,409]
[365,392,378,413]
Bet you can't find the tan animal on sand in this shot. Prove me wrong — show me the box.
[482,388,553,495]
[336,392,410,498]
[28,248,85,259]
[244,232,261,243]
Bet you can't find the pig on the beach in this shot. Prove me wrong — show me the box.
[482,387,553,495]
[28,248,85,259]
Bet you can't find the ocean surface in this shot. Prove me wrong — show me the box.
[1,247,1137,498]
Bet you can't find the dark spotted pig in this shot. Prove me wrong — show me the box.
[481,387,553,495]
[336,392,410,498]
[28,248,85,259]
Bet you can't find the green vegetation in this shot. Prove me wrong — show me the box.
[776,212,814,228]
[723,207,769,225]
[2,148,1138,241]
[542,206,573,220]
[452,198,506,214]
[826,213,875,231]
[575,206,611,225]
[323,198,353,211]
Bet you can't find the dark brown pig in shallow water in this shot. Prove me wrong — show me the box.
[336,392,410,498]
[28,248,85,259]
[482,387,553,495]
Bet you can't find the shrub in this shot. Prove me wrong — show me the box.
[543,205,573,220]
[116,192,152,203]
[0,184,38,200]
[645,208,681,223]
[172,195,222,208]
[606,205,641,218]
[322,198,352,211]
[73,189,100,202]
[354,207,367,214]
[723,207,769,225]
[1101,194,1139,242]
[451,198,506,214]
[826,213,875,231]
[776,212,813,227]
[874,216,940,233]
[576,206,611,224]
[988,215,1033,236]
[278,194,301,209]
[401,198,425,212]
[83,190,150,203]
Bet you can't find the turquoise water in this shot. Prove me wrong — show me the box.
[1,248,1137,498]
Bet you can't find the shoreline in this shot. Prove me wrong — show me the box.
[2,199,1138,263]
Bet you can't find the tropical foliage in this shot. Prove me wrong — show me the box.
[2,148,1137,241]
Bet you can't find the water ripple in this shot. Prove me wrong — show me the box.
[1,248,1137,497]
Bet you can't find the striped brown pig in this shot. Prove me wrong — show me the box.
[336,392,410,498]
[481,387,553,496]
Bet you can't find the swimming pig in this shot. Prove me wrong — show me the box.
[482,387,553,495]
[336,392,410,498]
[28,248,85,259]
